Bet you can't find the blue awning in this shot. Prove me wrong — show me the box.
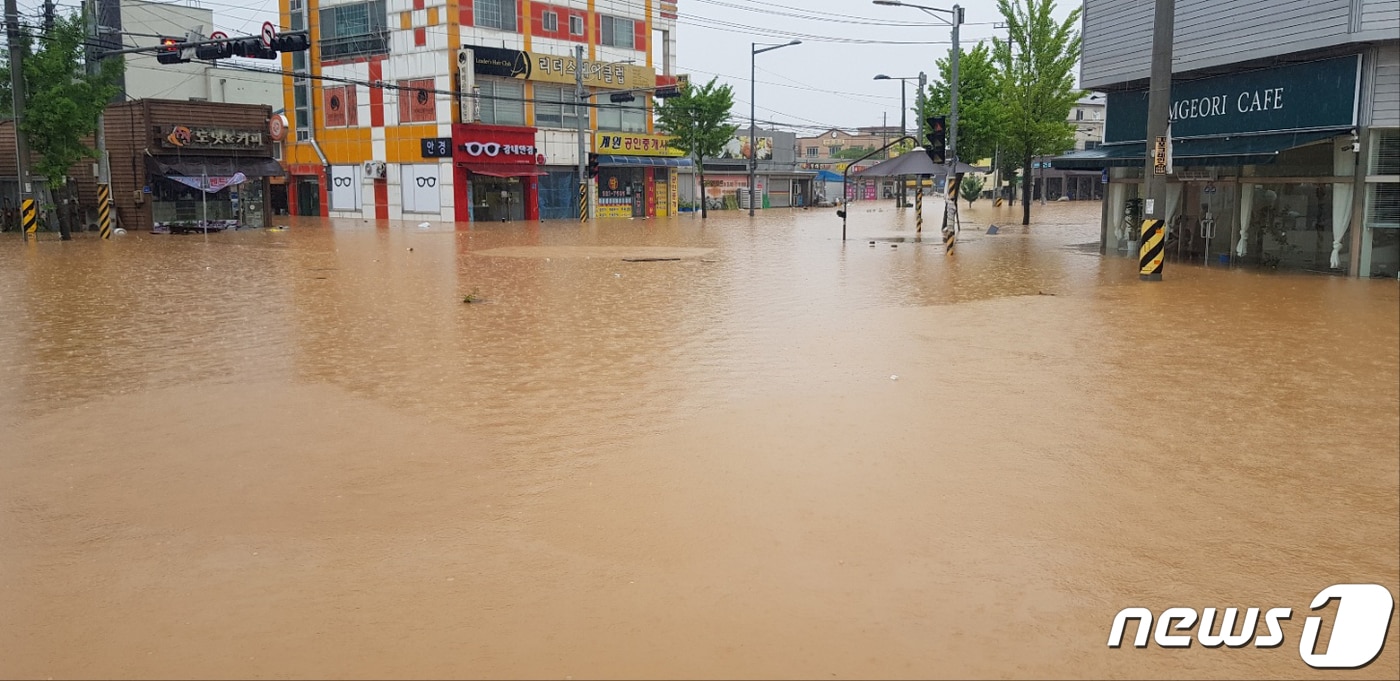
[1053,128,1350,170]
[597,154,693,168]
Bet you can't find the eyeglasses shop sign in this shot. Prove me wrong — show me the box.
[1104,55,1360,143]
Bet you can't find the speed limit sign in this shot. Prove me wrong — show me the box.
[260,21,277,48]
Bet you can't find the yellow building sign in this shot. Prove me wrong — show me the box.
[595,132,684,157]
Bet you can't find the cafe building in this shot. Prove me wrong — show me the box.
[1059,1,1398,277]
[102,99,283,233]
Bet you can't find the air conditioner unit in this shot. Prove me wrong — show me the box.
[362,160,386,180]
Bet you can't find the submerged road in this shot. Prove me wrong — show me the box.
[2,201,1396,679]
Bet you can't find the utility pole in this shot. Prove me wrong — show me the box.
[6,0,36,240]
[1140,0,1174,281]
[575,44,589,222]
[87,0,113,238]
[948,4,961,169]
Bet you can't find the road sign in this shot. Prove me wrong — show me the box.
[209,30,228,46]
[1153,136,1168,175]
[261,21,277,49]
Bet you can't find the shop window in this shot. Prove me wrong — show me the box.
[476,0,517,31]
[542,11,558,32]
[477,78,525,126]
[398,78,437,123]
[1365,130,1400,231]
[319,0,388,61]
[324,85,358,127]
[534,84,580,129]
[600,15,634,48]
[402,164,441,214]
[597,97,645,132]
[569,15,584,36]
[329,165,362,212]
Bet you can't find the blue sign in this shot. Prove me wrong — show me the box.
[1105,55,1360,143]
[142,186,152,194]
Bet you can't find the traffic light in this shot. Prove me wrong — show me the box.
[925,116,947,164]
[195,40,233,61]
[587,153,600,178]
[231,37,278,60]
[609,92,636,103]
[156,36,187,64]
[654,85,681,99]
[271,32,311,53]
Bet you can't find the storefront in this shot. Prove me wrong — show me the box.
[451,123,544,223]
[1058,54,1392,276]
[67,100,284,234]
[594,132,688,218]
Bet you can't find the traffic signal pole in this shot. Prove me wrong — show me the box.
[6,0,36,240]
[576,44,589,222]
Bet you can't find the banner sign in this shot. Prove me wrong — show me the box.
[1105,55,1360,143]
[467,45,656,90]
[718,136,772,160]
[167,172,248,193]
[595,132,684,157]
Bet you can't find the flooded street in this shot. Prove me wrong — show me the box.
[2,200,1396,679]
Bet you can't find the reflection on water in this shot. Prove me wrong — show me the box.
[1,200,1396,679]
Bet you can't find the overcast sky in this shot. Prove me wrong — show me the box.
[24,0,1080,135]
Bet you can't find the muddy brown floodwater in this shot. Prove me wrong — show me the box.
[1,201,1396,680]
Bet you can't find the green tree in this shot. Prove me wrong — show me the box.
[959,174,985,208]
[919,42,1002,165]
[19,12,122,187]
[831,146,874,160]
[992,0,1082,225]
[655,77,738,219]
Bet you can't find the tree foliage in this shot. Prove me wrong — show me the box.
[919,42,1002,165]
[959,174,985,208]
[992,0,1082,225]
[655,77,738,218]
[21,12,122,185]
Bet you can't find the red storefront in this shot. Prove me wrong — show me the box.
[452,123,545,223]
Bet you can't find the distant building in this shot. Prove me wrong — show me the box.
[796,126,907,164]
[678,126,812,209]
[92,0,282,107]
[1070,94,1106,151]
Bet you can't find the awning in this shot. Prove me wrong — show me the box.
[461,162,548,177]
[597,154,693,168]
[145,154,285,178]
[1053,129,1350,170]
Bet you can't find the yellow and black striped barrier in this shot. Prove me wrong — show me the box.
[1139,218,1165,281]
[914,186,923,235]
[98,184,113,239]
[578,182,588,223]
[21,198,37,238]
[943,225,955,255]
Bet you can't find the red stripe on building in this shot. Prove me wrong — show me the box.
[369,58,385,127]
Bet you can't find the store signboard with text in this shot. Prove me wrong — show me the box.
[594,132,684,157]
[468,45,656,91]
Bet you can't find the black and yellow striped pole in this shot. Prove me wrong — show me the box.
[578,181,587,223]
[98,184,113,239]
[1139,218,1165,281]
[943,173,961,256]
[914,175,923,235]
[21,198,37,239]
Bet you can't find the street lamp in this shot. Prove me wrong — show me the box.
[750,39,800,217]
[873,1,962,170]
[874,73,919,207]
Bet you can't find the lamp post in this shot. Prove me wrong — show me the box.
[875,73,918,207]
[750,39,801,217]
[874,1,962,170]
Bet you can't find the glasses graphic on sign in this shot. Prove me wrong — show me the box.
[333,177,351,187]
[415,177,436,188]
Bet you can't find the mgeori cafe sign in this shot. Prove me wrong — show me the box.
[1104,55,1359,143]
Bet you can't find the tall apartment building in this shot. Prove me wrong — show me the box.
[1058,0,1398,277]
[279,0,681,222]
